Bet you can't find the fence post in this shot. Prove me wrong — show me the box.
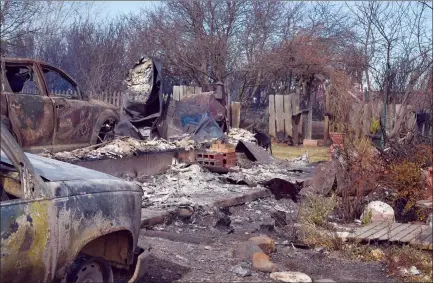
[268,95,276,137]
[275,94,284,136]
[231,102,241,128]
[173,86,180,101]
[194,87,202,95]
[284,94,292,137]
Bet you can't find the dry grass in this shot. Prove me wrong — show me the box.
[297,193,343,250]
[271,144,329,162]
[295,193,432,282]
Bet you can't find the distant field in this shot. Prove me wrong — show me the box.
[271,144,329,162]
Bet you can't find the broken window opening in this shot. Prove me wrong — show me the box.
[42,67,79,99]
[4,65,40,95]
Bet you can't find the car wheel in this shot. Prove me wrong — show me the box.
[96,119,117,144]
[67,256,113,283]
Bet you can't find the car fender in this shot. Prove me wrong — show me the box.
[90,109,119,144]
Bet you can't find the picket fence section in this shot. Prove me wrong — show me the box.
[173,86,202,101]
[91,91,123,108]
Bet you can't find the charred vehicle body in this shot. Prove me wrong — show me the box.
[0,57,119,154]
[0,124,150,283]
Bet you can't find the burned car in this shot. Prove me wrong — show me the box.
[0,57,119,154]
[0,124,149,283]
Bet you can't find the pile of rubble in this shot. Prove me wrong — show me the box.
[227,128,257,145]
[140,156,313,210]
[140,163,254,209]
[44,128,259,163]
[226,161,311,186]
[44,137,200,162]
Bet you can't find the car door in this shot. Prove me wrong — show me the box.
[40,65,96,152]
[3,62,55,153]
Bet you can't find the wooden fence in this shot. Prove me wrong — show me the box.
[268,92,420,141]
[90,87,244,129]
[268,94,296,138]
[91,91,123,108]
[172,85,202,101]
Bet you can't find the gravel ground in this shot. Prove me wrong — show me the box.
[116,197,398,283]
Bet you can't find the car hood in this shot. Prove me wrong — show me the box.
[1,151,117,182]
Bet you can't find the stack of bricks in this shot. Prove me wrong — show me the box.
[196,141,237,168]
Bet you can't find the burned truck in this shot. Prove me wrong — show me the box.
[0,57,120,154]
[0,123,150,283]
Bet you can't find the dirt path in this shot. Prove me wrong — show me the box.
[117,197,398,283]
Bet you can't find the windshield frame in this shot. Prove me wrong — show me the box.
[0,122,48,199]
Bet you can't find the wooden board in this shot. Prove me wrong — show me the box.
[194,87,202,95]
[299,113,303,135]
[275,95,284,134]
[399,225,430,243]
[284,94,292,137]
[235,141,274,164]
[366,223,402,240]
[173,85,180,101]
[351,222,385,238]
[268,95,276,137]
[357,222,393,239]
[186,86,195,96]
[389,224,422,242]
[349,222,432,250]
[231,102,241,128]
[324,116,329,142]
[180,85,187,100]
[377,223,412,241]
[307,95,313,139]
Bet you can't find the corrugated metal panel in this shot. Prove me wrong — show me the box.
[235,141,273,164]
[73,151,176,178]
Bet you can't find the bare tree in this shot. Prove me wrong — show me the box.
[0,0,43,54]
[130,1,248,86]
[348,1,432,142]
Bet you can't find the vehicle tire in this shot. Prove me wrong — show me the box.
[67,255,114,283]
[96,119,117,144]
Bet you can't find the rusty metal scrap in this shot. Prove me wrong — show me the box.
[235,140,274,164]
[120,57,163,129]
[156,95,224,141]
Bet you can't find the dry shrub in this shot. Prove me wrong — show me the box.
[297,193,343,250]
[337,136,383,222]
[299,227,344,251]
[336,133,432,223]
[381,142,433,221]
[387,161,425,213]
[300,193,337,227]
